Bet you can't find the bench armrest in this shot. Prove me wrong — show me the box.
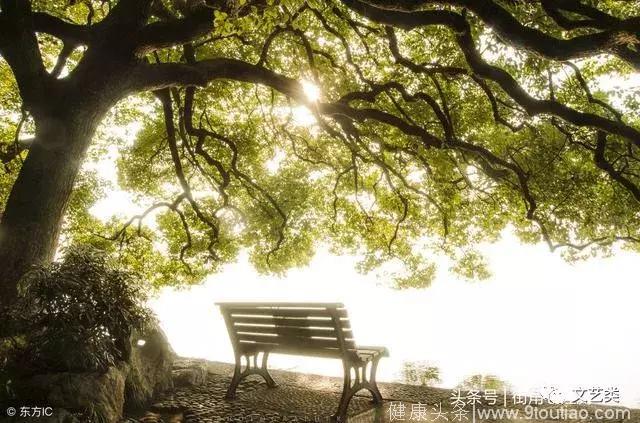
[355,345,389,357]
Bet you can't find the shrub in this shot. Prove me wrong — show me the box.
[400,361,441,386]
[1,245,153,375]
[458,374,511,391]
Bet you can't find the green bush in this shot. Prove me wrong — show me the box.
[458,374,511,391]
[1,245,152,375]
[400,361,441,386]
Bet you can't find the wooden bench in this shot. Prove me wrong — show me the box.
[216,302,388,421]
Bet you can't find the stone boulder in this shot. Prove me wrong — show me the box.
[123,323,175,411]
[171,359,208,387]
[38,408,83,423]
[14,365,126,423]
[9,324,175,422]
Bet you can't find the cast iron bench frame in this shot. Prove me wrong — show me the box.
[216,302,388,421]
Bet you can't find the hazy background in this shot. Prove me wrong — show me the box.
[148,232,640,407]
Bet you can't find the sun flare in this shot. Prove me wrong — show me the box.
[301,80,321,102]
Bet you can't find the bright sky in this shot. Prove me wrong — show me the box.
[85,79,640,409]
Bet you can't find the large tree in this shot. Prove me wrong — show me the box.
[1,0,639,304]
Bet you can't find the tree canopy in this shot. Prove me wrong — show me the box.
[1,0,639,290]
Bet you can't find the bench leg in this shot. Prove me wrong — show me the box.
[225,360,242,399]
[225,352,277,400]
[260,351,277,387]
[368,357,383,404]
[332,358,384,421]
[333,363,354,422]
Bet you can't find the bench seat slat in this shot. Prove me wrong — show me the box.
[225,307,348,318]
[230,315,350,328]
[234,324,353,339]
[217,302,345,309]
[237,342,385,361]
[236,333,345,349]
[238,342,344,358]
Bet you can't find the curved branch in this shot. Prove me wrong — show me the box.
[0,1,49,113]
[156,87,221,260]
[353,0,640,70]
[340,0,640,147]
[594,132,640,202]
[136,8,214,53]
[32,12,92,46]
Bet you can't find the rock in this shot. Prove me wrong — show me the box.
[171,364,207,387]
[39,408,82,423]
[8,326,175,423]
[124,323,175,411]
[10,324,175,422]
[171,359,209,387]
[15,366,126,423]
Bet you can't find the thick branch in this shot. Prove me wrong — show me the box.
[0,1,49,112]
[136,8,214,53]
[32,12,92,46]
[128,59,306,98]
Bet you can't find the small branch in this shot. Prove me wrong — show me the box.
[594,132,640,202]
[50,43,75,78]
[156,87,221,260]
[564,61,623,122]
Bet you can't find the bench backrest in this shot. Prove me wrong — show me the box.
[216,302,356,358]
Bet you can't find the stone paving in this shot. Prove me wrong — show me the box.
[129,360,640,423]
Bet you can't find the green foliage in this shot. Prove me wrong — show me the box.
[458,374,511,391]
[1,246,152,375]
[400,361,441,386]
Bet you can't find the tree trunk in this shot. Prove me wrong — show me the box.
[0,110,100,307]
